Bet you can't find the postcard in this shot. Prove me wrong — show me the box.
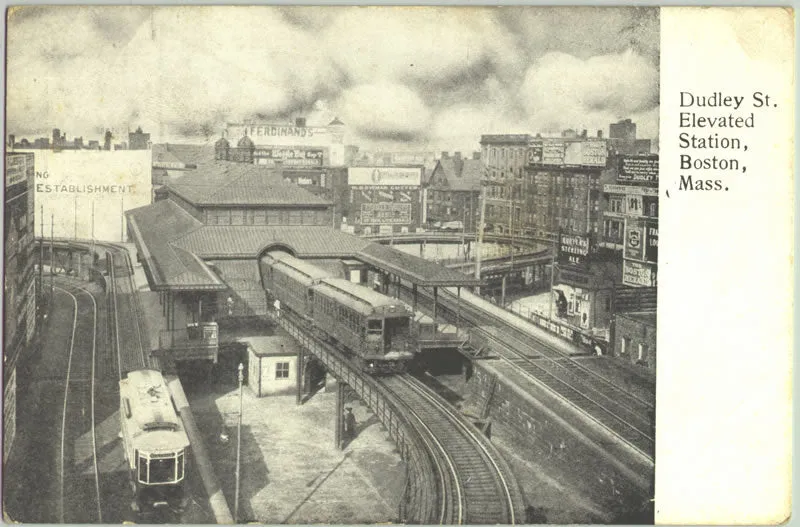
[2,6,792,525]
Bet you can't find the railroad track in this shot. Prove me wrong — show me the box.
[382,374,522,525]
[397,282,655,461]
[53,282,102,524]
[107,247,151,374]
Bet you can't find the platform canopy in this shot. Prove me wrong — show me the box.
[356,243,482,288]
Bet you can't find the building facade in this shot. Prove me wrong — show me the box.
[613,312,656,372]
[4,152,37,462]
[129,127,151,150]
[426,152,481,231]
[602,155,659,288]
[479,135,530,235]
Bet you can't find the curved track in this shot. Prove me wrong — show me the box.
[54,282,102,523]
[382,375,522,525]
[398,282,655,461]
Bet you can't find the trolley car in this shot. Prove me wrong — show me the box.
[119,369,190,515]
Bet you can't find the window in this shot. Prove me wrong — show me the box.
[648,202,658,217]
[638,343,646,361]
[610,197,623,213]
[621,337,631,354]
[275,361,290,379]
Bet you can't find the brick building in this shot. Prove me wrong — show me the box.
[479,134,530,235]
[426,151,481,231]
[612,312,656,372]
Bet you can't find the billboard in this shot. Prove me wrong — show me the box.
[227,123,329,141]
[619,156,659,183]
[624,219,645,260]
[25,150,152,242]
[645,222,658,263]
[528,139,607,167]
[348,166,422,187]
[558,234,591,266]
[360,202,412,225]
[6,152,33,186]
[623,260,657,287]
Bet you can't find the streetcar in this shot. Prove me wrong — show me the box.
[119,369,190,515]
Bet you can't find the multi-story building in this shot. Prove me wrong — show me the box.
[426,151,481,231]
[4,152,37,462]
[523,132,611,240]
[602,155,659,287]
[479,134,530,236]
[609,118,652,155]
[129,127,151,150]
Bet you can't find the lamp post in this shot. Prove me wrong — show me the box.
[234,362,244,523]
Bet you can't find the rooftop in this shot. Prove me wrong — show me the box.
[480,134,531,145]
[166,161,331,207]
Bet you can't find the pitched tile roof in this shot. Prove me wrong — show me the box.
[166,161,330,206]
[172,225,371,259]
[126,200,226,291]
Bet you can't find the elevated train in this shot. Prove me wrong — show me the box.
[119,369,190,516]
[260,251,415,374]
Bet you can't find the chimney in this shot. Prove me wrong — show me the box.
[472,151,480,160]
[440,151,449,159]
[295,117,306,127]
[597,130,603,138]
[453,151,464,177]
[581,129,588,138]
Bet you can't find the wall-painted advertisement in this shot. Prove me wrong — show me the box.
[348,166,422,187]
[558,234,591,266]
[24,149,152,242]
[564,140,608,167]
[618,156,659,183]
[645,221,658,263]
[6,152,33,186]
[624,219,644,260]
[227,123,329,141]
[360,202,412,225]
[623,260,657,287]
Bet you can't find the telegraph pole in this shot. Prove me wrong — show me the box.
[549,232,557,320]
[39,205,44,306]
[475,182,487,282]
[50,213,55,295]
[234,363,244,523]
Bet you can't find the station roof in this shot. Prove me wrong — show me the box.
[127,197,483,291]
[357,243,481,287]
[126,200,227,291]
[173,225,371,259]
[166,161,331,207]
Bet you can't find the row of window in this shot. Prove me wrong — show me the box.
[205,208,329,226]
[315,294,366,335]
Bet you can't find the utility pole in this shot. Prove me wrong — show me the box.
[50,213,54,295]
[91,201,95,267]
[549,232,558,320]
[39,205,44,307]
[120,196,124,243]
[74,195,77,240]
[234,362,244,523]
[475,182,487,292]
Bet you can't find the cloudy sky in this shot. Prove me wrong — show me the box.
[7,6,659,152]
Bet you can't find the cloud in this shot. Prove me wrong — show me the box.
[6,6,659,151]
[519,49,659,135]
[338,83,432,141]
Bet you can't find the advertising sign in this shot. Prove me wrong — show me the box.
[558,234,591,266]
[3,368,16,462]
[619,156,659,183]
[541,141,566,165]
[254,147,324,161]
[348,166,422,187]
[527,145,544,164]
[624,219,645,260]
[6,152,33,186]
[227,124,328,140]
[24,150,152,242]
[645,222,658,263]
[361,202,412,225]
[603,184,658,196]
[623,260,657,287]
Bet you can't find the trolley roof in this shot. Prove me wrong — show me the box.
[315,278,412,317]
[120,370,189,452]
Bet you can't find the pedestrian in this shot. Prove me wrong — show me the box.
[344,407,357,441]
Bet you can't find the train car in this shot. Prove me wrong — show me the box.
[312,278,414,374]
[263,251,331,317]
[119,369,190,515]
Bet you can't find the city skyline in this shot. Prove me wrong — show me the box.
[8,6,659,152]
